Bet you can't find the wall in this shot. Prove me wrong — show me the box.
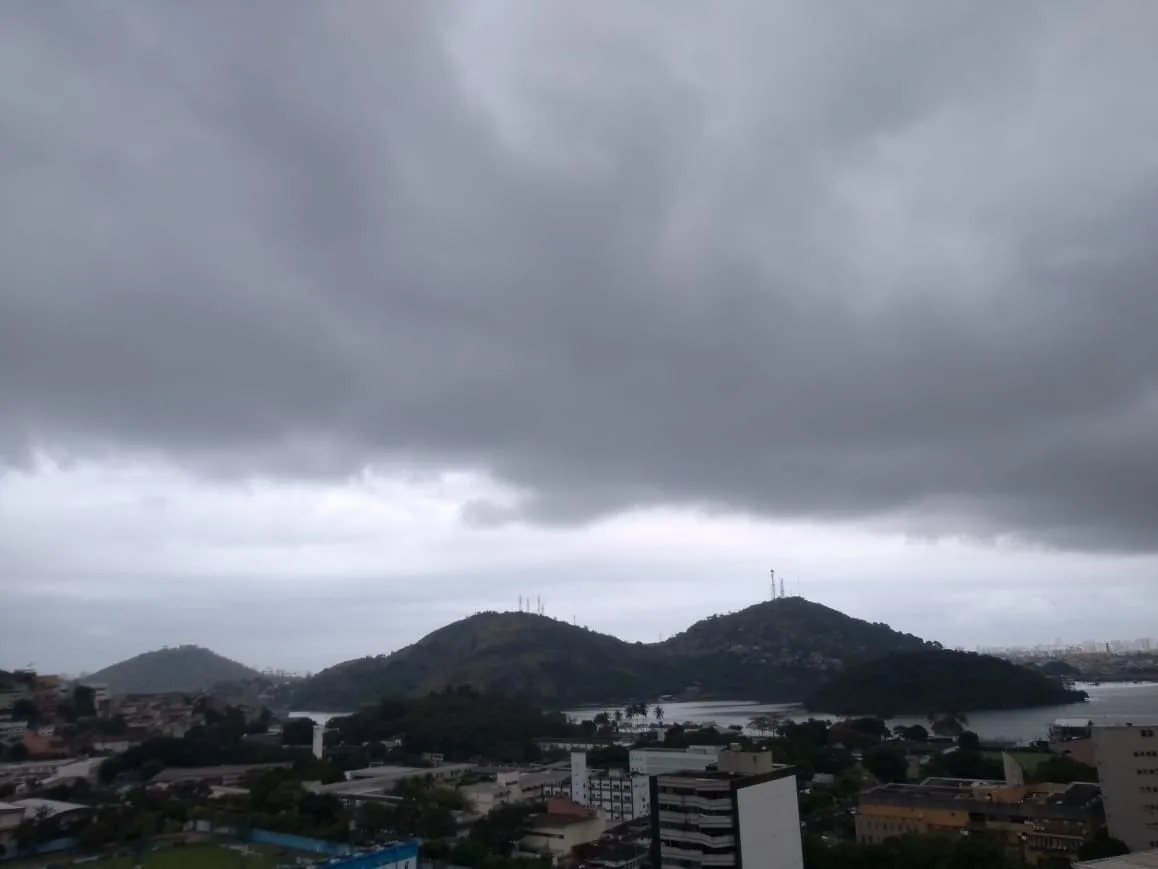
[1051,738,1097,767]
[736,775,802,869]
[248,828,353,856]
[0,837,77,862]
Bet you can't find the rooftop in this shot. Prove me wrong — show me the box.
[659,765,794,782]
[862,779,1102,811]
[1075,850,1158,868]
[151,762,291,783]
[11,798,91,819]
[530,813,599,830]
[345,763,474,779]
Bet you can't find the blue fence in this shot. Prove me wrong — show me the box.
[0,837,78,862]
[248,829,354,857]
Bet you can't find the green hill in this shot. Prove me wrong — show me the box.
[802,648,1089,715]
[83,645,260,695]
[292,598,934,710]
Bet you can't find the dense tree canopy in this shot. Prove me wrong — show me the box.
[804,649,1087,715]
[336,686,578,763]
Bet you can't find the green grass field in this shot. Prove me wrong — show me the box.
[978,749,1049,773]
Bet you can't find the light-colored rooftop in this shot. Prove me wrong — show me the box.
[1075,850,1158,868]
[11,798,91,819]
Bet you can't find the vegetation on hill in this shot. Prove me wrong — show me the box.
[293,598,933,709]
[84,645,260,695]
[802,648,1088,715]
[336,685,577,763]
[658,597,931,699]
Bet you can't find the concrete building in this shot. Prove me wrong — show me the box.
[0,718,27,746]
[650,751,802,869]
[318,763,475,808]
[149,762,292,786]
[0,801,23,857]
[629,747,720,777]
[344,763,474,783]
[521,798,608,859]
[1092,724,1158,852]
[536,736,634,753]
[571,752,650,822]
[856,777,1104,865]
[0,758,83,786]
[571,747,727,822]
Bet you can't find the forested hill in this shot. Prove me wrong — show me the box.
[802,648,1089,715]
[83,645,260,695]
[292,598,935,710]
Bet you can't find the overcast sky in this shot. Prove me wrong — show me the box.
[3,1,1158,676]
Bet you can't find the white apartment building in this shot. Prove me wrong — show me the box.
[1092,723,1158,852]
[571,752,651,821]
[569,747,731,822]
[650,751,802,869]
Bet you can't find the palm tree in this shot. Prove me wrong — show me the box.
[654,705,665,725]
[613,709,623,731]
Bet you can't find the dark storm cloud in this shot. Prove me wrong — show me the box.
[2,1,1157,549]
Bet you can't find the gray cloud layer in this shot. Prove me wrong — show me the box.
[3,1,1157,549]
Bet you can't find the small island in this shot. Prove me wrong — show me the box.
[802,648,1089,715]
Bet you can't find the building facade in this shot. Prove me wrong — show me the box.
[1092,723,1158,852]
[571,752,651,822]
[649,752,802,869]
[856,777,1105,865]
[630,747,720,777]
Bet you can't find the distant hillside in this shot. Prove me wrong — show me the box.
[83,645,260,695]
[802,648,1089,715]
[292,598,933,710]
[291,611,666,710]
[657,597,931,698]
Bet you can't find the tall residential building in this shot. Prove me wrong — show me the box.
[649,751,802,869]
[856,777,1104,865]
[1092,723,1158,851]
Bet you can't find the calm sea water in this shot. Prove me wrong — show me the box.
[567,682,1158,744]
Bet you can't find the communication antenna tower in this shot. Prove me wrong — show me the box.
[779,577,786,599]
[518,595,523,612]
[770,569,776,600]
